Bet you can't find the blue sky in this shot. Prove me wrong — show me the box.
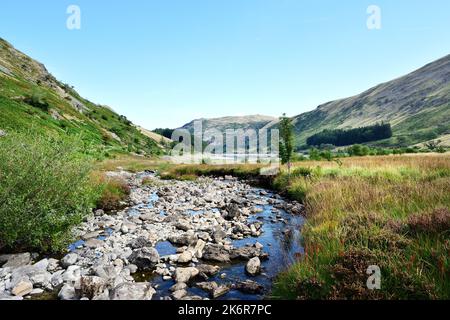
[1,0,450,129]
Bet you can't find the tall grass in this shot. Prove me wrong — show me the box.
[93,174,130,212]
[0,132,100,253]
[96,154,450,298]
[272,154,450,299]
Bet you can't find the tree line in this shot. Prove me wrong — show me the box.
[306,123,393,147]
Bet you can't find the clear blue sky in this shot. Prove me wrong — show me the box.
[1,0,450,129]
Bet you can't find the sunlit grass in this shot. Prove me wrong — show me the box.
[97,153,450,299]
[273,153,450,299]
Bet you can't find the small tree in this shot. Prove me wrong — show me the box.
[279,113,294,175]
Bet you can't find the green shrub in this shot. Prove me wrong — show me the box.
[308,148,322,160]
[95,176,130,211]
[0,132,99,252]
[346,144,370,156]
[24,90,50,112]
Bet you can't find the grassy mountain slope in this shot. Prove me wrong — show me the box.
[137,126,173,147]
[289,55,450,148]
[0,38,161,157]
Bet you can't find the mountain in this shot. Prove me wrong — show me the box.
[180,115,277,133]
[137,126,172,147]
[288,55,450,148]
[0,38,162,156]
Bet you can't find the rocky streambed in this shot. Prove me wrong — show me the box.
[0,170,305,300]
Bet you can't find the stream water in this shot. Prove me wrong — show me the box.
[131,187,305,300]
[64,175,305,300]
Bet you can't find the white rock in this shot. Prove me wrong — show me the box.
[255,242,264,250]
[11,280,33,296]
[33,259,49,271]
[50,270,65,287]
[29,288,44,295]
[47,258,60,272]
[111,283,155,300]
[58,284,77,300]
[169,282,187,292]
[177,251,193,264]
[171,289,187,300]
[121,225,129,234]
[175,267,199,283]
[61,253,78,268]
[245,257,261,276]
[62,265,81,285]
[2,253,32,268]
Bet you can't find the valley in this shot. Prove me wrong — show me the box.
[1,36,449,301]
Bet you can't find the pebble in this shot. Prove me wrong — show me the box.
[2,171,302,301]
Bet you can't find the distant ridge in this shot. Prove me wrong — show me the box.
[284,54,450,147]
[180,115,277,133]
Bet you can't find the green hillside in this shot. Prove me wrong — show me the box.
[0,38,161,157]
[288,55,450,148]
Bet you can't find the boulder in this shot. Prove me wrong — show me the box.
[171,289,187,300]
[168,233,197,246]
[128,247,160,270]
[2,253,32,268]
[51,270,65,287]
[245,257,261,276]
[222,203,241,220]
[177,251,193,264]
[62,265,81,285]
[202,244,230,263]
[175,267,199,283]
[9,265,52,290]
[196,264,220,278]
[191,239,206,258]
[196,281,230,299]
[0,291,22,300]
[212,227,227,243]
[169,282,187,292]
[111,283,155,300]
[29,288,44,295]
[28,269,52,289]
[33,259,49,271]
[11,280,33,296]
[93,264,118,281]
[174,220,192,232]
[139,213,153,221]
[129,236,152,249]
[61,253,78,268]
[58,284,77,300]
[81,231,102,240]
[235,280,264,294]
[230,245,263,260]
[80,276,107,299]
[84,239,104,248]
[126,264,138,274]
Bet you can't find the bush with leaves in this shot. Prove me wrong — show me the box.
[0,132,100,252]
[24,90,50,112]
